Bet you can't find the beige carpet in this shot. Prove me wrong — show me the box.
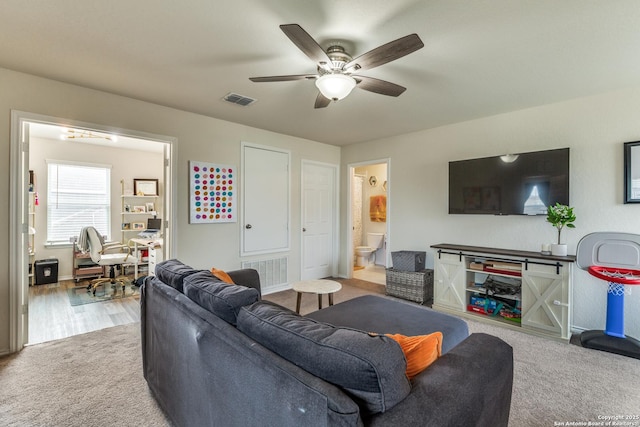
[1,280,638,426]
[464,320,640,426]
[0,323,169,427]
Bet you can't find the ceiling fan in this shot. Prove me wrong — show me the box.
[249,24,424,108]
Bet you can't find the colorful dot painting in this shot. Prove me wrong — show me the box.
[189,161,236,223]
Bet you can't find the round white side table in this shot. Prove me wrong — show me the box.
[292,279,342,313]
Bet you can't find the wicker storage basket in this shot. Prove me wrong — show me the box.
[385,268,434,304]
[391,251,426,272]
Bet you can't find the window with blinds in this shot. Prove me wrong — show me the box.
[47,161,112,244]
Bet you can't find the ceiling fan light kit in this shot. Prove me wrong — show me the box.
[250,24,423,108]
[315,74,356,101]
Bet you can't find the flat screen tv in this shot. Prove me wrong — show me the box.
[449,148,569,215]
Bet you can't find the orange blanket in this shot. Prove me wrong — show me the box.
[370,195,386,222]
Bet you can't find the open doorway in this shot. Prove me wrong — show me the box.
[10,111,175,351]
[348,159,390,285]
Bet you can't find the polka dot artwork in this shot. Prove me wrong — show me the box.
[189,161,236,223]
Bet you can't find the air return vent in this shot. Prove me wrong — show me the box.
[223,92,256,106]
[242,256,288,295]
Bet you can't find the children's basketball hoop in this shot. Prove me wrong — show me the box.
[587,265,640,340]
[576,233,640,360]
[588,266,640,285]
[588,266,640,297]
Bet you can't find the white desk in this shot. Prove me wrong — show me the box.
[129,238,163,279]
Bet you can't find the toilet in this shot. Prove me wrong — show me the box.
[355,233,385,267]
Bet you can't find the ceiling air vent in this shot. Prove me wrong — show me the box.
[223,92,256,107]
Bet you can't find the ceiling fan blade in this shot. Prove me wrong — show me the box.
[314,92,331,109]
[344,34,424,72]
[354,76,406,97]
[249,74,317,82]
[280,24,333,71]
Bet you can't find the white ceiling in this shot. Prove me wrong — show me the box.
[3,0,640,146]
[28,122,164,153]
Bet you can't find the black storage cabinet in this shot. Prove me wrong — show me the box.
[35,258,59,285]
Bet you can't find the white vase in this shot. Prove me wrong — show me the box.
[551,244,567,256]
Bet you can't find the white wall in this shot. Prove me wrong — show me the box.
[0,67,340,354]
[341,86,640,337]
[29,136,164,279]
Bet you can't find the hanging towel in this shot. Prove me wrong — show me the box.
[370,195,387,222]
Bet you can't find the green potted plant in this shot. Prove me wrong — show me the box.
[546,203,576,256]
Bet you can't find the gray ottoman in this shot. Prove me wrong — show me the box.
[305,295,469,353]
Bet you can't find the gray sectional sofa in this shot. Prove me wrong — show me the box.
[141,259,514,426]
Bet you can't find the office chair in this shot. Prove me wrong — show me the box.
[81,226,134,296]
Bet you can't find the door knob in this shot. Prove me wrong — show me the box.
[303,228,306,232]
[245,224,252,229]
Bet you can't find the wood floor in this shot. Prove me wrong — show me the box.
[28,278,140,345]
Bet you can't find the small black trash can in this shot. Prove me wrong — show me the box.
[35,258,59,285]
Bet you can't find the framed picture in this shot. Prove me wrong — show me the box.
[189,161,236,223]
[133,205,146,213]
[624,141,640,203]
[145,202,155,212]
[122,223,131,230]
[134,178,159,196]
[132,222,145,230]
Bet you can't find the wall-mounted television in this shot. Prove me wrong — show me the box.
[449,148,569,215]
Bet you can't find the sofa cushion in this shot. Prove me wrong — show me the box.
[183,271,259,325]
[155,259,200,293]
[386,332,443,380]
[237,300,411,415]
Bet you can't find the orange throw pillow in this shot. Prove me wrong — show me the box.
[386,332,443,380]
[210,268,235,284]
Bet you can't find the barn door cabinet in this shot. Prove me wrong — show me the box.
[431,243,574,342]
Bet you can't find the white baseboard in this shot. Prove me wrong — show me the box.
[261,282,291,296]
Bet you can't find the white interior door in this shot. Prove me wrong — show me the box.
[19,121,31,347]
[301,161,337,280]
[242,144,290,255]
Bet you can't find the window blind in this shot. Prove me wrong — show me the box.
[47,162,111,243]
